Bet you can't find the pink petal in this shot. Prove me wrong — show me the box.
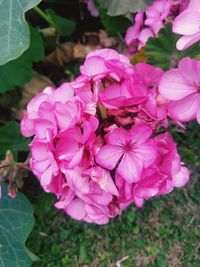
[176,32,200,50]
[50,83,74,103]
[40,166,53,191]
[179,57,200,86]
[65,169,89,194]
[135,140,157,168]
[118,154,143,183]
[95,145,123,170]
[168,93,200,122]
[80,56,108,77]
[105,128,131,146]
[30,141,49,161]
[173,166,190,188]
[130,125,153,145]
[159,69,196,100]
[173,10,200,35]
[65,198,86,220]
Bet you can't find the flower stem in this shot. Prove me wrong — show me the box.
[33,6,55,28]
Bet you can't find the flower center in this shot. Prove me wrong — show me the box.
[124,142,134,153]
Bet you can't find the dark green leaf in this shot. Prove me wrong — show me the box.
[99,0,153,16]
[95,1,131,36]
[0,121,30,160]
[0,183,34,267]
[46,9,76,37]
[0,26,44,93]
[0,0,42,65]
[145,23,200,70]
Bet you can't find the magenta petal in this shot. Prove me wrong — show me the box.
[95,145,123,170]
[130,125,153,145]
[135,140,157,168]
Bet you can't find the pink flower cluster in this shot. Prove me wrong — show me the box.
[21,49,190,224]
[125,0,189,53]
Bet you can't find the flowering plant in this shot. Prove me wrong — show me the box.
[20,48,193,224]
[1,0,200,265]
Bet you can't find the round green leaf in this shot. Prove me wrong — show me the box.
[0,25,44,94]
[0,0,42,65]
[0,183,34,267]
[99,0,153,16]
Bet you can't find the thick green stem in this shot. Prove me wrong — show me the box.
[33,6,55,28]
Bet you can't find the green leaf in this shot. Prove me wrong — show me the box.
[0,183,35,267]
[46,9,76,37]
[99,0,153,16]
[0,25,44,94]
[0,121,30,160]
[145,23,200,70]
[95,1,131,36]
[0,0,42,65]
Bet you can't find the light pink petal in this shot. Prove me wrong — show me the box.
[95,145,123,170]
[80,56,108,77]
[176,32,200,50]
[168,93,200,122]
[65,169,89,193]
[138,28,154,47]
[55,189,75,209]
[118,154,143,183]
[40,166,53,191]
[50,83,74,103]
[173,166,190,188]
[20,113,34,137]
[68,146,84,168]
[85,204,109,224]
[179,57,200,87]
[27,93,48,118]
[159,69,196,100]
[88,167,118,196]
[65,198,86,220]
[31,159,50,175]
[30,141,49,161]
[34,119,54,139]
[133,196,144,208]
[173,10,200,35]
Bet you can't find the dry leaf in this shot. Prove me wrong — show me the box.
[46,43,74,66]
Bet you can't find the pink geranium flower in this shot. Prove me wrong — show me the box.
[96,125,156,183]
[173,0,200,50]
[20,48,191,224]
[159,57,200,123]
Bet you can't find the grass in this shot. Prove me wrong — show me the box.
[27,123,200,267]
